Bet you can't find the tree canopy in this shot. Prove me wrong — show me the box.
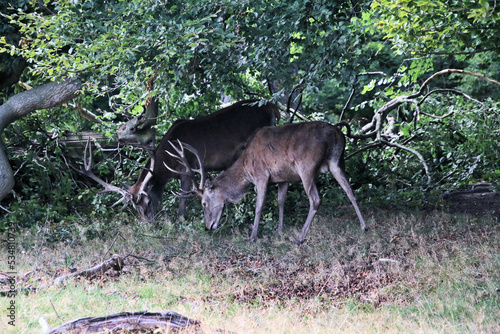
[3,0,373,112]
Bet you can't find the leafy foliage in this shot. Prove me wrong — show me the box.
[1,0,499,231]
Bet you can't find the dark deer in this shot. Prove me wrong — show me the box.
[172,121,367,243]
[81,100,280,221]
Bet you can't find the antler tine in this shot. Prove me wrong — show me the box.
[164,140,206,191]
[180,141,205,190]
[170,189,196,199]
[136,150,155,199]
[79,138,132,208]
[164,140,190,174]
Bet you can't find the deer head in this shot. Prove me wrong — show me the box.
[78,139,155,216]
[163,140,227,230]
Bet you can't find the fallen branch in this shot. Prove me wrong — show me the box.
[355,69,499,139]
[341,69,498,180]
[42,311,200,334]
[54,254,124,285]
[380,139,430,179]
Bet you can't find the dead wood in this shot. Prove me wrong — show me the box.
[341,69,500,180]
[54,254,124,285]
[45,311,200,334]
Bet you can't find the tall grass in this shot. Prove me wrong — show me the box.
[1,208,499,333]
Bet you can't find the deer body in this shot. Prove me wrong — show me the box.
[200,121,367,243]
[82,100,279,222]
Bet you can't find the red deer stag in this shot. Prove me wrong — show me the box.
[171,121,367,243]
[80,100,280,221]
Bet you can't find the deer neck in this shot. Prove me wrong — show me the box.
[216,165,251,204]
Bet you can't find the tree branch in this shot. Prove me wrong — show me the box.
[357,69,499,139]
[419,88,485,108]
[380,139,430,180]
[0,78,82,202]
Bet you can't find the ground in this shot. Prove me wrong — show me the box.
[442,187,500,219]
[3,188,499,333]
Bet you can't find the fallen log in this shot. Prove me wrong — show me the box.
[43,311,200,333]
[54,254,124,285]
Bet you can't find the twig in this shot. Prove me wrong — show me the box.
[345,141,382,160]
[102,233,123,260]
[49,299,64,321]
[379,258,399,263]
[124,254,156,263]
[287,84,304,123]
[0,205,12,213]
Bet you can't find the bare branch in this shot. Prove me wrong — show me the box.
[356,69,499,139]
[410,69,500,99]
[345,141,383,160]
[419,88,486,108]
[53,254,125,285]
[380,139,430,180]
[340,71,387,121]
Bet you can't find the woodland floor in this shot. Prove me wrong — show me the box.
[3,187,499,333]
[10,189,500,308]
[442,187,500,219]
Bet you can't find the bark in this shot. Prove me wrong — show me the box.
[44,311,200,334]
[0,78,82,202]
[53,254,124,285]
[116,73,159,148]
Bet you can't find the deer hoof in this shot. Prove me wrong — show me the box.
[295,237,305,245]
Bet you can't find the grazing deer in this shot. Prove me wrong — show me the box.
[170,121,367,243]
[80,100,280,221]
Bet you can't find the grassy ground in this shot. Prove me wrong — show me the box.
[1,205,499,333]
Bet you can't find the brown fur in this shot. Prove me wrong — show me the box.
[200,121,366,243]
[130,99,280,221]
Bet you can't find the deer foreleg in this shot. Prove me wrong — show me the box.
[177,176,192,219]
[250,182,268,242]
[277,182,289,233]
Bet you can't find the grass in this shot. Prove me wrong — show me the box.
[1,206,499,333]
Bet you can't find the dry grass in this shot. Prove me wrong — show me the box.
[1,207,499,333]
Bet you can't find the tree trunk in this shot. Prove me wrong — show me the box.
[0,78,82,201]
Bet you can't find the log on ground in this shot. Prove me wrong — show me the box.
[46,311,201,333]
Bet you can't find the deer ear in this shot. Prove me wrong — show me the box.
[205,179,214,190]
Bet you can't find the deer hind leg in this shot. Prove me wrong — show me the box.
[297,178,321,244]
[277,182,289,233]
[328,161,367,231]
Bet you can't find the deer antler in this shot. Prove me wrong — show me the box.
[79,139,132,210]
[135,149,155,200]
[163,140,205,195]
